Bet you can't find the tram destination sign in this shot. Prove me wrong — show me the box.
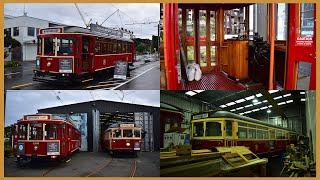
[40,28,63,34]
[114,61,128,80]
[192,113,209,120]
[90,24,123,37]
[120,124,135,128]
[24,115,49,121]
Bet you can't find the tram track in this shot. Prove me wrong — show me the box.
[129,158,137,177]
[85,157,114,177]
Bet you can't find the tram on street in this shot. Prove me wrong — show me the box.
[12,114,81,166]
[191,111,297,154]
[34,24,136,84]
[161,3,316,90]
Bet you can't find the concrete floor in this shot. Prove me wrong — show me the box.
[5,151,159,177]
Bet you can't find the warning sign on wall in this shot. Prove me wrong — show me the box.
[296,37,313,46]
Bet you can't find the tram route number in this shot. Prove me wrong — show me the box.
[114,61,128,80]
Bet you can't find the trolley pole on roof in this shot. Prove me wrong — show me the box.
[268,4,275,89]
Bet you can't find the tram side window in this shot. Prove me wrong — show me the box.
[113,129,122,138]
[37,37,42,55]
[238,127,247,139]
[18,124,28,140]
[225,121,232,136]
[270,129,276,139]
[57,38,74,55]
[45,124,57,140]
[205,122,222,136]
[193,122,204,137]
[248,129,256,139]
[123,129,133,137]
[95,42,101,55]
[44,37,54,55]
[134,129,140,138]
[29,123,43,140]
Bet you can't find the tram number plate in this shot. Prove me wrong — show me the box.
[114,61,128,80]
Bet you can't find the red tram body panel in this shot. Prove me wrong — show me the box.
[103,123,142,155]
[12,114,81,164]
[34,25,135,83]
[191,111,297,155]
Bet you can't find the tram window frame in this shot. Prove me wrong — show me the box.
[95,42,101,55]
[269,129,276,139]
[134,129,141,138]
[225,120,233,137]
[45,123,57,140]
[248,128,256,139]
[18,124,28,140]
[43,37,54,55]
[205,122,222,137]
[37,37,42,55]
[238,127,247,139]
[123,129,133,138]
[57,38,74,56]
[29,123,43,140]
[113,129,122,138]
[193,122,204,137]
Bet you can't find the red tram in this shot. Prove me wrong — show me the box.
[34,23,135,83]
[191,111,297,155]
[103,123,142,156]
[12,114,81,165]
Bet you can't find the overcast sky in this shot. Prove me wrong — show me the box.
[4,3,159,39]
[5,90,160,126]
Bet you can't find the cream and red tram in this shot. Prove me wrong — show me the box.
[103,123,142,156]
[34,24,135,84]
[12,114,81,165]
[191,111,297,154]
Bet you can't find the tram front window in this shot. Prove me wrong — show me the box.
[29,123,43,140]
[44,37,54,55]
[45,124,57,140]
[205,122,222,136]
[193,122,204,137]
[113,129,122,138]
[123,129,133,137]
[57,38,74,55]
[18,124,28,140]
[134,129,141,138]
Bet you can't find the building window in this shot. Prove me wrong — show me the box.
[13,27,19,36]
[4,28,11,37]
[28,27,35,36]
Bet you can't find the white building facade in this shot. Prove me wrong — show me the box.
[4,14,65,61]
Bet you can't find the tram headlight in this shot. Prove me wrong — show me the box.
[36,57,40,69]
[59,59,73,73]
[34,145,38,151]
[17,143,24,154]
[47,142,60,155]
[126,142,131,147]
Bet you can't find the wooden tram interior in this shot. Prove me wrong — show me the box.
[160,90,316,176]
[161,3,316,90]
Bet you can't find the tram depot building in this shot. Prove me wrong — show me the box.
[38,100,160,152]
[160,90,316,177]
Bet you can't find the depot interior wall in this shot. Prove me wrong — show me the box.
[161,92,211,134]
[38,100,160,152]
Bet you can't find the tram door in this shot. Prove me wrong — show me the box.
[225,120,236,147]
[180,8,218,73]
[82,36,93,72]
[286,3,316,90]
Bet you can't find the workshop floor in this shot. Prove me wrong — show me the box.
[182,72,246,90]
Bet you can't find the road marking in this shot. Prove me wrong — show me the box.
[11,83,34,89]
[111,65,158,90]
[5,72,21,76]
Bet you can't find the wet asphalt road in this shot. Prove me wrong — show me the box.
[4,54,159,90]
[5,151,160,177]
